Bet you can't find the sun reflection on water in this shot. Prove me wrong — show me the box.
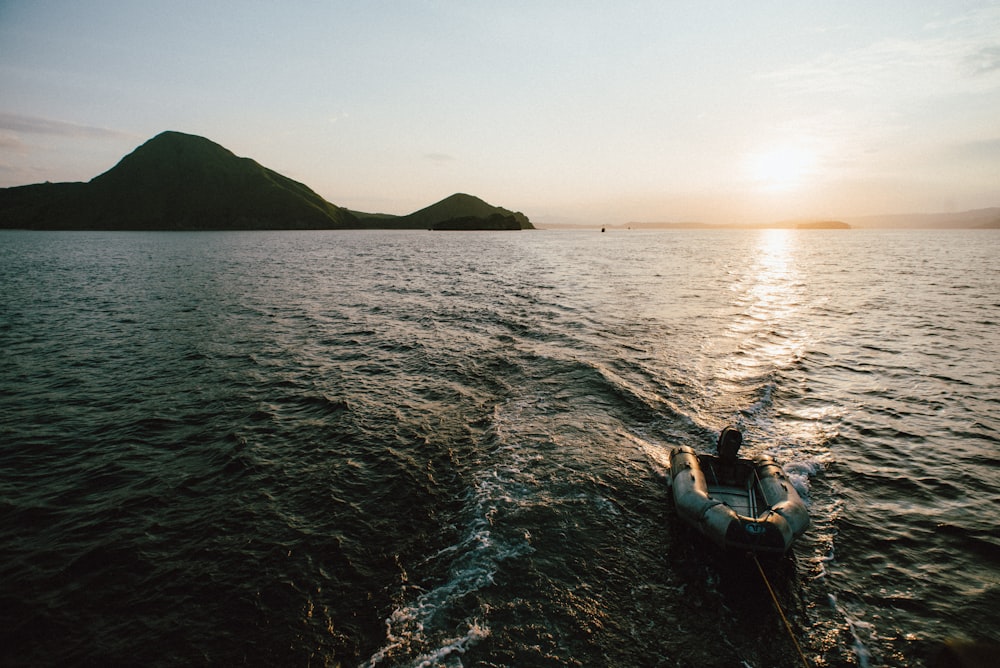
[740,228,798,321]
[729,230,842,457]
[700,229,825,446]
[721,229,804,355]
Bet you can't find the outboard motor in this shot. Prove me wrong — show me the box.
[717,426,743,462]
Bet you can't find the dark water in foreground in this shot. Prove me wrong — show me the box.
[1,229,998,667]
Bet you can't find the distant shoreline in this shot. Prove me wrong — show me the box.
[535,215,1000,230]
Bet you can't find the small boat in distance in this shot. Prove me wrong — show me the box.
[668,427,809,555]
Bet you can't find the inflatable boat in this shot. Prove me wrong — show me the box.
[667,428,809,555]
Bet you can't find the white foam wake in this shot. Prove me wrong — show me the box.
[364,399,537,667]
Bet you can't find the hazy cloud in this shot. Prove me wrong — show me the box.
[763,7,1000,100]
[0,132,26,150]
[965,45,1000,75]
[0,112,132,139]
[0,114,138,187]
[763,38,975,97]
[940,137,1000,162]
[423,152,455,163]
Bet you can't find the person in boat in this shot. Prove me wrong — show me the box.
[703,426,754,487]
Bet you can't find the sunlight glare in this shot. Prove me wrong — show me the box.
[746,146,816,192]
[748,229,795,316]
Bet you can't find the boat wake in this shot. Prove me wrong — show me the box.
[364,399,537,667]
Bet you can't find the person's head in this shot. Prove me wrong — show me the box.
[717,426,743,460]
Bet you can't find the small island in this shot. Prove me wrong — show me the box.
[353,192,532,230]
[613,220,851,230]
[0,131,534,231]
[795,220,850,230]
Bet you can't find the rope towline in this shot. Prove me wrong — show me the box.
[752,553,811,668]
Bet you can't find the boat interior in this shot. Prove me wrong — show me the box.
[699,457,768,519]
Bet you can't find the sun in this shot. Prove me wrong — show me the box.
[746,146,815,192]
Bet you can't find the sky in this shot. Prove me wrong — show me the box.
[2,1,999,225]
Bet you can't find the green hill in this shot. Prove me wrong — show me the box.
[0,181,89,229]
[0,132,534,231]
[0,131,356,230]
[350,193,534,230]
[87,131,355,229]
[396,193,533,229]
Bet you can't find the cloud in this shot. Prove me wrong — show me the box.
[965,45,1000,75]
[762,8,1000,100]
[0,132,26,150]
[0,114,139,187]
[0,112,133,139]
[423,152,455,163]
[764,38,971,98]
[939,137,1000,162]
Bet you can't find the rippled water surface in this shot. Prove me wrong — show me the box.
[1,228,998,667]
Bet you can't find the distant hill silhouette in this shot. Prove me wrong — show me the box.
[349,193,532,230]
[617,209,999,231]
[0,132,533,231]
[795,220,850,230]
[844,208,1000,229]
[0,131,357,229]
[614,220,851,230]
[376,193,531,230]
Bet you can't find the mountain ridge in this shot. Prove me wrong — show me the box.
[843,208,1000,229]
[0,131,533,231]
[348,193,532,230]
[396,193,532,230]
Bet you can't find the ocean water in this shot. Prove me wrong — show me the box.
[1,228,997,667]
